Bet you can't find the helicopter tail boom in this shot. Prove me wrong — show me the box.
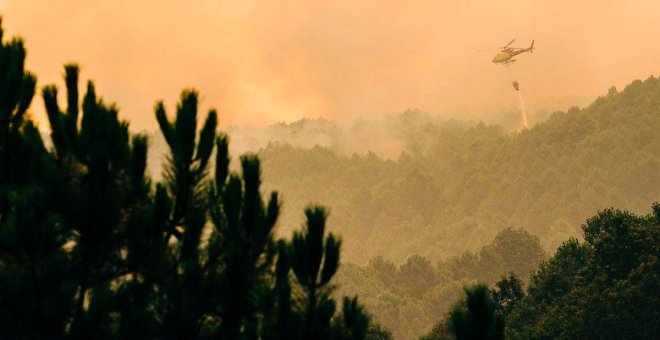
[529,40,534,52]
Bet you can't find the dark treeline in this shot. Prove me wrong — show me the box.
[0,21,389,339]
[424,203,660,340]
[1,18,659,340]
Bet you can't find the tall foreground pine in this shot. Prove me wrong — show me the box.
[0,19,384,339]
[0,16,70,340]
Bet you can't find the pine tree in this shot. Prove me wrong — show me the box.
[0,18,75,338]
[148,90,217,338]
[0,16,37,222]
[262,240,295,340]
[333,296,370,340]
[0,17,391,339]
[449,284,504,340]
[211,152,280,339]
[41,63,153,338]
[290,206,341,339]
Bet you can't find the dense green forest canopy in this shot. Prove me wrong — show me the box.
[256,78,660,264]
[1,16,659,340]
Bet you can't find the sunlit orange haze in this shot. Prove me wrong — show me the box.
[1,0,659,130]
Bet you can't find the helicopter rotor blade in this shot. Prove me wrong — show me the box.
[477,39,517,52]
[501,39,516,48]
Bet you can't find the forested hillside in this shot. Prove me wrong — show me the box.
[335,228,545,339]
[424,203,659,340]
[259,78,660,264]
[2,14,659,340]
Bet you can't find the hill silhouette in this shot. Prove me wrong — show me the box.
[259,76,660,264]
[3,13,659,340]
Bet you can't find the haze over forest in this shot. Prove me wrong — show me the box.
[1,2,659,340]
[2,0,660,130]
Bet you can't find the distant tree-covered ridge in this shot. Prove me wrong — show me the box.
[0,19,388,339]
[335,228,545,339]
[2,16,659,340]
[258,77,660,264]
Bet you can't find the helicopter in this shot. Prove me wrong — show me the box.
[484,39,534,66]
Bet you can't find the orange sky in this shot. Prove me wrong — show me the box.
[1,0,659,130]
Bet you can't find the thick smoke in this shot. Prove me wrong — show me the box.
[3,1,659,131]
